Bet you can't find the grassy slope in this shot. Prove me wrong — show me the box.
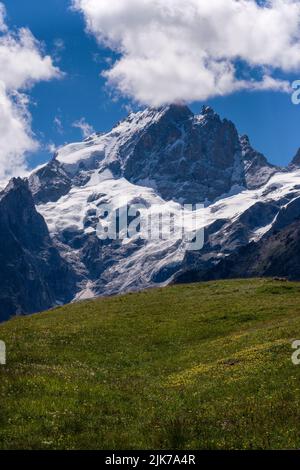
[1,279,300,450]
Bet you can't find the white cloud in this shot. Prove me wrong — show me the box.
[54,38,65,50]
[73,0,300,106]
[0,3,7,33]
[53,38,65,62]
[45,142,57,154]
[0,86,38,181]
[72,117,95,138]
[54,115,64,135]
[0,3,61,185]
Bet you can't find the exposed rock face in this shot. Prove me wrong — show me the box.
[240,135,279,189]
[122,105,245,203]
[180,218,300,283]
[290,148,300,168]
[174,199,281,284]
[175,196,300,284]
[0,178,76,321]
[28,159,72,204]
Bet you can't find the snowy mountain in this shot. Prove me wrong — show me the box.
[176,172,300,283]
[1,104,300,319]
[176,195,300,283]
[30,104,276,206]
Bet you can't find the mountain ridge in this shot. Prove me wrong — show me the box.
[30,104,278,205]
[1,104,300,319]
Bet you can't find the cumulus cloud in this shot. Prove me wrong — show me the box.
[0,3,61,184]
[72,117,95,138]
[73,0,300,106]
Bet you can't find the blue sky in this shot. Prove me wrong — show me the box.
[3,0,300,169]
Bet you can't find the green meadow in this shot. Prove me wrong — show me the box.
[1,278,300,449]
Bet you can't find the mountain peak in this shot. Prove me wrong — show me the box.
[1,177,33,206]
[240,134,278,189]
[201,105,215,116]
[240,134,251,147]
[198,105,222,125]
[32,101,248,205]
[157,103,194,121]
[200,105,221,121]
[4,177,28,193]
[291,148,300,167]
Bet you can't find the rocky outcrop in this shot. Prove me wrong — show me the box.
[175,198,300,284]
[0,178,77,321]
[28,158,72,204]
[240,135,279,189]
[290,148,300,168]
[122,105,245,203]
